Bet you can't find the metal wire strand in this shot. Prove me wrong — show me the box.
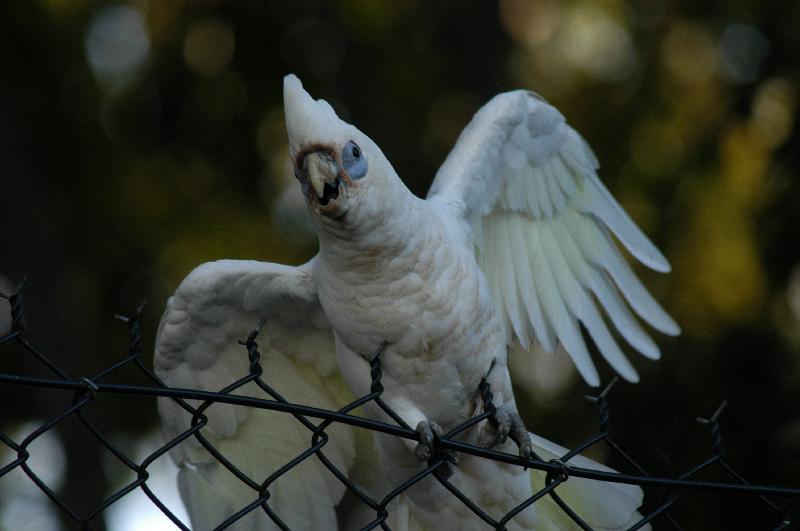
[0,284,798,530]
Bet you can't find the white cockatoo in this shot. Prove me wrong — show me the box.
[154,74,679,530]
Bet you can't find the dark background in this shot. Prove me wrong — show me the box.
[1,1,798,529]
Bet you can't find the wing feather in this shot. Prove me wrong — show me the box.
[550,218,662,361]
[529,221,598,386]
[575,216,679,336]
[427,90,678,385]
[155,259,356,530]
[498,215,530,348]
[508,213,553,352]
[581,174,671,273]
[540,221,638,382]
[593,273,661,360]
[525,166,543,218]
[545,160,568,212]
[552,155,577,196]
[534,167,553,218]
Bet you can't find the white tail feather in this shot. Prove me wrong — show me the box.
[529,434,652,531]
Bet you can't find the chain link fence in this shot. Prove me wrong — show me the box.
[1,282,798,530]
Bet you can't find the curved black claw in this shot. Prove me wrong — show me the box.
[415,420,459,479]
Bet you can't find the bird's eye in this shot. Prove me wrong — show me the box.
[342,141,367,180]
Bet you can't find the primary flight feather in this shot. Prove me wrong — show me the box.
[154,74,677,530]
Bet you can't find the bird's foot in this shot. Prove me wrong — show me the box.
[415,420,459,479]
[479,405,533,466]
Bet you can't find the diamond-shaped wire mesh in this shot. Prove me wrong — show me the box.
[0,283,797,530]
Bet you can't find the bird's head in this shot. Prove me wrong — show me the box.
[284,74,397,230]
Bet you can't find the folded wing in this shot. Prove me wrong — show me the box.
[427,91,679,386]
[154,259,356,530]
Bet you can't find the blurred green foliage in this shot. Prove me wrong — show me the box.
[1,0,798,529]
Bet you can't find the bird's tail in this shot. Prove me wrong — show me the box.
[528,433,651,530]
[341,432,650,531]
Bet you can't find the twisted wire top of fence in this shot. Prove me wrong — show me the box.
[0,282,798,530]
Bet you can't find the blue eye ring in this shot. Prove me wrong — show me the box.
[342,140,367,180]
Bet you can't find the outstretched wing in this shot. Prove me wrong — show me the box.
[427,90,679,386]
[154,259,356,530]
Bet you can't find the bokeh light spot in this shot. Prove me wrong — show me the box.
[85,5,150,94]
[559,3,638,82]
[749,77,796,150]
[499,0,562,46]
[718,23,770,84]
[183,18,236,78]
[662,21,716,86]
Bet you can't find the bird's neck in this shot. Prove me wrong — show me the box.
[316,187,431,276]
